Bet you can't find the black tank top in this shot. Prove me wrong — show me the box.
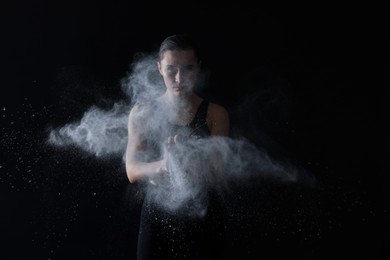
[167,99,210,139]
[144,99,211,188]
[138,99,211,163]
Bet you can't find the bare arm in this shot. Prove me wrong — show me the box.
[208,102,230,137]
[125,105,167,183]
[205,103,230,184]
[126,102,230,184]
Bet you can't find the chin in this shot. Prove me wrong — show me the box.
[173,88,191,96]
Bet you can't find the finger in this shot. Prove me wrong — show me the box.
[174,134,180,143]
[166,136,173,150]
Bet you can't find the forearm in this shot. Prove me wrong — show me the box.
[126,160,165,183]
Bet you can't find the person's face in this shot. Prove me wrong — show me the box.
[158,50,201,97]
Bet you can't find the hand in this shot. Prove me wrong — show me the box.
[151,135,183,187]
[165,134,184,151]
[162,134,183,172]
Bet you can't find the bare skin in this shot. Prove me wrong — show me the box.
[125,49,229,183]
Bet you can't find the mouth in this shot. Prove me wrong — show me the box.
[173,86,185,92]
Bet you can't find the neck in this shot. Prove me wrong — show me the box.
[162,92,196,110]
[158,92,201,125]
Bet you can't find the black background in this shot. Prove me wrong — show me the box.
[1,1,386,259]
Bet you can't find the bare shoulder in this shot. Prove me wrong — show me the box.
[207,102,230,136]
[129,102,148,115]
[208,102,229,119]
[129,101,154,120]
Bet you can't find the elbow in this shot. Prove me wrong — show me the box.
[126,163,139,183]
[127,174,137,184]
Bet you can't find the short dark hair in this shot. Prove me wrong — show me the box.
[158,34,201,62]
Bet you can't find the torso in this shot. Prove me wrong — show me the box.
[166,99,211,139]
[137,96,211,162]
[156,94,204,126]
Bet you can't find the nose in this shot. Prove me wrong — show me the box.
[174,69,183,83]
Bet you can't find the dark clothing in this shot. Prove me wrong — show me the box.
[137,192,225,260]
[136,99,226,260]
[168,98,211,139]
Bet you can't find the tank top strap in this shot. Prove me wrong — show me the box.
[189,99,209,128]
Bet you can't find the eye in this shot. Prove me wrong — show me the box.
[183,65,195,72]
[166,65,177,73]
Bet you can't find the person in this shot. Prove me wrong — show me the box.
[125,34,230,259]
